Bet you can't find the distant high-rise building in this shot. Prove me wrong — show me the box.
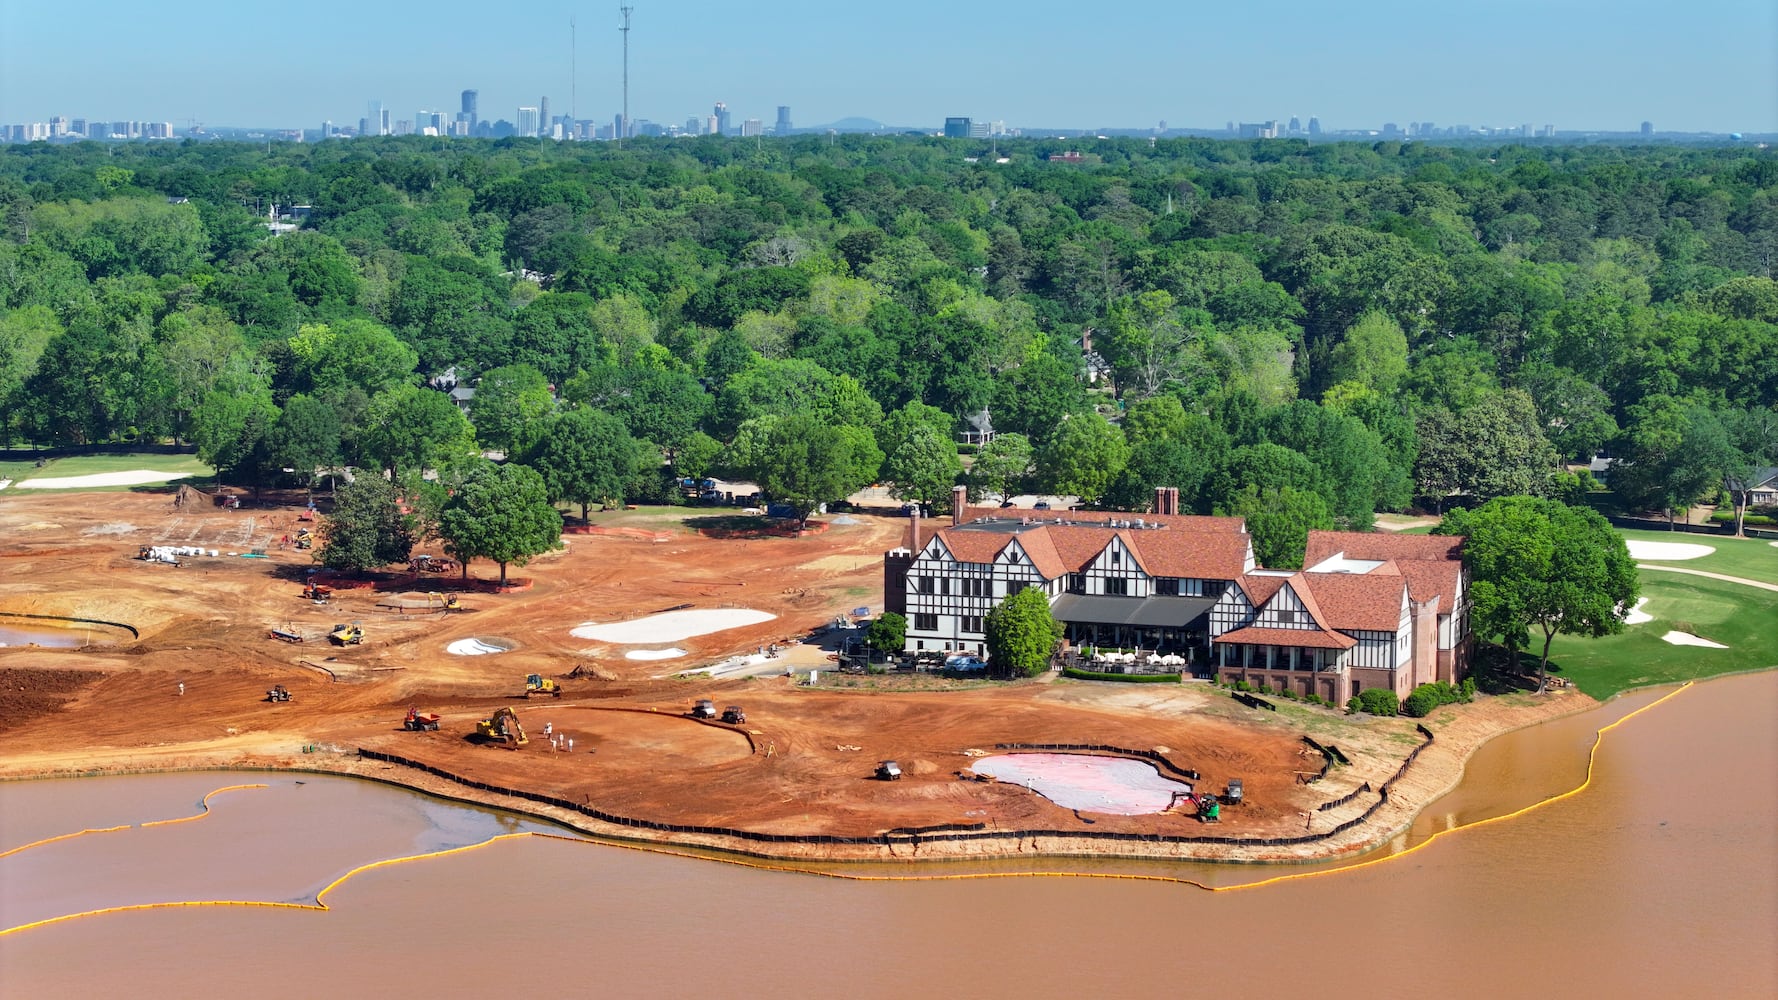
[1640,120,1654,136]
[1238,121,1279,139]
[943,117,971,138]
[1307,116,1322,137]
[461,90,478,127]
[614,113,627,138]
[359,117,372,137]
[517,106,540,137]
[741,118,763,137]
[539,97,550,135]
[1287,115,1302,133]
[775,105,792,134]
[706,115,720,136]
[380,108,392,135]
[713,102,731,135]
[1381,122,1401,138]
[1540,124,1556,138]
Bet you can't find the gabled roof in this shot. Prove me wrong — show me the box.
[1234,574,1287,607]
[1727,466,1778,491]
[920,513,1251,582]
[1215,625,1356,649]
[1302,530,1462,566]
[1297,573,1409,632]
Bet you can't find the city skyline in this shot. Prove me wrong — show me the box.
[2,1,1775,135]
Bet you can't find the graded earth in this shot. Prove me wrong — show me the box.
[0,488,1587,862]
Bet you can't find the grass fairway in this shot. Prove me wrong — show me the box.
[0,452,215,493]
[1618,527,1778,586]
[1547,574,1778,698]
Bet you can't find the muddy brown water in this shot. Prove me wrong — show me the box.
[2,672,1774,999]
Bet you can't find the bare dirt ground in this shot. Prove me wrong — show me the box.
[0,489,1594,862]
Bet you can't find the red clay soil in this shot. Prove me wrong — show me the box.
[0,490,1584,862]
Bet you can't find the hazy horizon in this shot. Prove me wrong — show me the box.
[3,0,1775,134]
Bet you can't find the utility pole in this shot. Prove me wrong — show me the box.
[571,16,577,136]
[618,5,633,148]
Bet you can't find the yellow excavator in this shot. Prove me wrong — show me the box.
[476,706,527,747]
[426,592,461,611]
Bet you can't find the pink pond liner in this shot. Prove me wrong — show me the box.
[970,753,1193,815]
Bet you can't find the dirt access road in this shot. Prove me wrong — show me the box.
[0,488,1586,862]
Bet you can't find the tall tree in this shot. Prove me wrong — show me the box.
[316,474,416,575]
[1036,413,1129,504]
[469,363,554,455]
[734,412,883,526]
[437,460,563,585]
[518,407,643,521]
[1438,497,1637,690]
[968,432,1034,503]
[984,586,1063,678]
[1217,485,1334,570]
[358,384,477,477]
[882,423,963,511]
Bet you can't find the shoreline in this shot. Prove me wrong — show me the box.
[0,681,1620,868]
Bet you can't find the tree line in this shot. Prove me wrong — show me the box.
[1,135,1774,568]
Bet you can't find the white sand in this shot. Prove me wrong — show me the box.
[1625,539,1715,561]
[1661,630,1727,649]
[15,470,193,489]
[624,647,687,661]
[446,638,510,656]
[1621,598,1653,625]
[571,608,776,644]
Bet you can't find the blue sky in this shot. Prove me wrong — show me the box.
[3,0,1774,132]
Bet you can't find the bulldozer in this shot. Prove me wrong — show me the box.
[403,707,441,731]
[329,622,364,645]
[294,528,313,550]
[266,685,292,703]
[524,673,562,698]
[476,706,527,747]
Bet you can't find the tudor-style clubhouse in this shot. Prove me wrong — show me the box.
[886,486,1471,703]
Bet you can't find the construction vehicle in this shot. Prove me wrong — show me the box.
[690,699,716,719]
[1223,778,1244,806]
[721,705,746,725]
[329,622,364,646]
[524,673,562,698]
[410,554,457,574]
[294,528,313,550]
[300,582,333,602]
[426,592,461,611]
[403,707,441,731]
[476,706,527,747]
[876,760,902,781]
[266,685,291,703]
[268,625,304,643]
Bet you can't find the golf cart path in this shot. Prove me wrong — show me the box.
[1637,564,1778,593]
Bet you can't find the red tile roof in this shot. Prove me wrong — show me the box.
[1303,530,1462,565]
[1235,574,1289,607]
[1215,626,1357,649]
[1297,573,1409,632]
[924,515,1251,582]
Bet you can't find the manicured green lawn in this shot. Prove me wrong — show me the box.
[0,452,214,493]
[1618,527,1778,586]
[1546,574,1778,698]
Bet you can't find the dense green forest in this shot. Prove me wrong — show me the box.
[1,136,1774,547]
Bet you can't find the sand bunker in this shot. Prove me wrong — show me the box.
[1626,540,1714,561]
[1661,631,1727,649]
[446,637,514,656]
[1621,598,1653,625]
[14,470,193,489]
[971,753,1191,815]
[625,648,686,661]
[571,608,775,644]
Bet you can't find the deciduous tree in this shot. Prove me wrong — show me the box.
[437,460,563,585]
[985,586,1063,678]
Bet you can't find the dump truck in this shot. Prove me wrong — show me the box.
[690,699,716,719]
[876,760,903,781]
[403,707,441,731]
[721,705,746,725]
[476,706,527,747]
[329,622,363,645]
[266,685,291,703]
[524,673,562,698]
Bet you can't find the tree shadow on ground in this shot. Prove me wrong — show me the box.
[682,515,824,539]
[1468,645,1546,695]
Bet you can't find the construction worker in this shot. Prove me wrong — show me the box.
[178,682,184,696]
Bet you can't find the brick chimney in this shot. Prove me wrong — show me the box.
[952,484,969,525]
[908,503,921,550]
[1153,486,1179,516]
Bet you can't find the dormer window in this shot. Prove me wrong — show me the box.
[1110,548,1121,566]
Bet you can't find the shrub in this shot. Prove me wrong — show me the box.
[1256,682,1272,695]
[1233,679,1253,692]
[1460,677,1476,701]
[1349,688,1400,716]
[1402,680,1467,718]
